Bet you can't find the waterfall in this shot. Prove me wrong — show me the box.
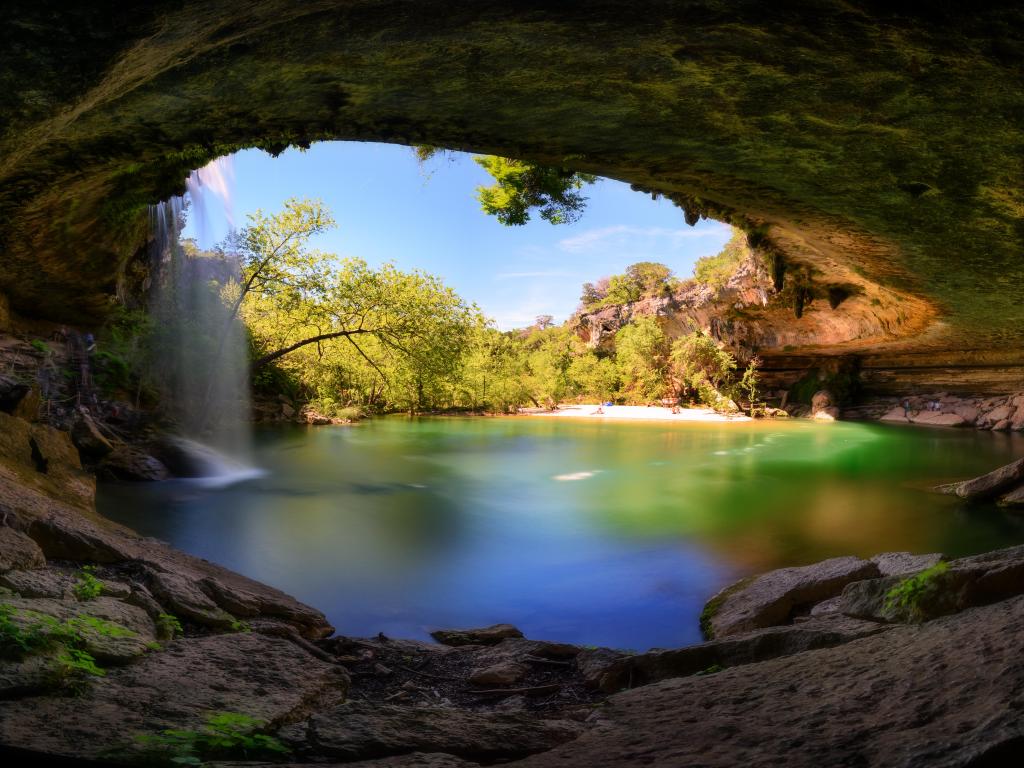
[147,158,259,485]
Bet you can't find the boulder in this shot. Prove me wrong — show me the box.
[431,624,524,646]
[0,525,46,572]
[593,614,889,693]
[469,661,528,686]
[810,390,839,421]
[997,483,1024,507]
[813,406,840,421]
[286,701,579,763]
[70,409,113,460]
[935,456,1024,500]
[879,406,908,422]
[143,568,236,629]
[575,647,629,688]
[97,445,169,482]
[909,411,966,427]
[870,551,944,577]
[0,633,349,761]
[702,556,880,639]
[953,403,980,424]
[979,404,1012,427]
[841,545,1024,624]
[0,654,58,699]
[1012,406,1024,431]
[992,418,1011,431]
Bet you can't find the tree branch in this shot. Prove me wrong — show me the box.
[252,329,372,369]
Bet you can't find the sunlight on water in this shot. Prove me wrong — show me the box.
[99,418,1024,650]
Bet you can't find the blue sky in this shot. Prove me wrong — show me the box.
[182,142,731,329]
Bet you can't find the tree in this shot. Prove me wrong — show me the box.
[227,199,481,413]
[615,317,670,402]
[669,329,738,408]
[625,262,674,294]
[474,156,598,225]
[693,228,748,289]
[535,314,555,330]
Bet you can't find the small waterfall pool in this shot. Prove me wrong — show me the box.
[98,417,1024,650]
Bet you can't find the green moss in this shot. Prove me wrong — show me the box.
[699,577,752,640]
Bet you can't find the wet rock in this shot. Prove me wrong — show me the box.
[469,661,528,686]
[431,624,524,647]
[593,614,889,693]
[909,411,966,427]
[0,633,349,761]
[993,418,1011,431]
[935,456,1024,500]
[290,700,579,762]
[879,405,908,422]
[516,596,1024,768]
[0,525,46,572]
[997,483,1024,507]
[870,551,944,577]
[97,444,169,481]
[810,390,839,421]
[703,556,879,638]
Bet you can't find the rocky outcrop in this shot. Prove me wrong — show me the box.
[701,556,879,639]
[0,526,45,572]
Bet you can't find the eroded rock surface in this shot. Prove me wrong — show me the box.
[703,556,879,638]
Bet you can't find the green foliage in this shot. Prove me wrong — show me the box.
[30,339,51,355]
[0,603,137,688]
[474,156,597,225]
[156,613,183,640]
[697,663,724,675]
[580,262,675,311]
[228,619,251,633]
[615,317,670,402]
[136,711,289,765]
[73,566,103,601]
[884,562,950,621]
[693,228,748,290]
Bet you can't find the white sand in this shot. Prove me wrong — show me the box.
[521,404,751,422]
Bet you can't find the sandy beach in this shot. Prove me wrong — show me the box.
[521,403,751,422]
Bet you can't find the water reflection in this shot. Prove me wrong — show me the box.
[99,418,1024,650]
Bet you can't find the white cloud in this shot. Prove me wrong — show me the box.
[558,222,731,254]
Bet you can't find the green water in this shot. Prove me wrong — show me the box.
[98,417,1024,650]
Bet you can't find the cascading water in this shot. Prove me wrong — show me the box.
[148,157,260,486]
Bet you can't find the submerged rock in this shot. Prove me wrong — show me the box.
[702,556,879,639]
[431,624,524,647]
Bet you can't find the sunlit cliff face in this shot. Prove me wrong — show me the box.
[0,2,1021,367]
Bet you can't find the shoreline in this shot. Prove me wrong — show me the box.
[519,403,753,423]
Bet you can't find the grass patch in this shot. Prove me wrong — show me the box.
[135,711,289,765]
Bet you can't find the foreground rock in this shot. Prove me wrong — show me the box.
[514,596,1024,768]
[702,556,879,638]
[0,526,45,572]
[282,701,579,763]
[0,633,349,761]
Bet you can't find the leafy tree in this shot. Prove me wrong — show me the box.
[534,314,555,330]
[615,317,670,402]
[693,228,748,289]
[604,273,643,305]
[625,262,674,295]
[474,156,598,225]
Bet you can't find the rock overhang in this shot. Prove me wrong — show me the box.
[0,1,1021,359]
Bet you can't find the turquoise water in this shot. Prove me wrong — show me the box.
[98,417,1024,650]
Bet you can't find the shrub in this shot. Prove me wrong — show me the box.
[73,566,103,601]
[156,613,183,640]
